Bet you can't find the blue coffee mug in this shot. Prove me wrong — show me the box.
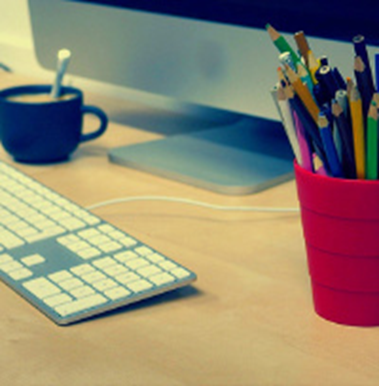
[0,85,108,163]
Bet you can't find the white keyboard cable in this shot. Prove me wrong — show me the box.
[86,196,300,213]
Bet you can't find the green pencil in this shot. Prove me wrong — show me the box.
[266,23,300,65]
[366,100,378,179]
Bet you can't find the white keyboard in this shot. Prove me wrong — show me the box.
[0,161,196,325]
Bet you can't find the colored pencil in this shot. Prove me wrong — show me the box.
[296,62,313,92]
[332,67,347,90]
[293,109,313,172]
[275,85,302,164]
[316,65,340,102]
[335,89,349,117]
[318,113,344,178]
[279,52,296,71]
[284,64,320,123]
[348,83,366,179]
[366,100,378,179]
[353,34,374,92]
[354,55,375,118]
[294,30,310,67]
[331,99,356,178]
[282,81,325,161]
[307,50,320,84]
[277,66,288,84]
[375,53,379,92]
[266,24,300,65]
[312,153,328,176]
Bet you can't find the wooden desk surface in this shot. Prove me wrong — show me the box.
[1,73,379,386]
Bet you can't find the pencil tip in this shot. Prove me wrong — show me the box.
[317,112,329,128]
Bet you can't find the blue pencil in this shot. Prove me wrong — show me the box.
[318,112,344,178]
[375,53,379,92]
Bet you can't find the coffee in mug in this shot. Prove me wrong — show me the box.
[6,92,76,103]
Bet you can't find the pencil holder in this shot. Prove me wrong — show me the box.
[295,161,379,326]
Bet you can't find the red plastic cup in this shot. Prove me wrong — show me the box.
[294,161,379,326]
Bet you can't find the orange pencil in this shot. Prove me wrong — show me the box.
[284,64,320,123]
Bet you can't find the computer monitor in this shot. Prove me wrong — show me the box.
[27,0,379,194]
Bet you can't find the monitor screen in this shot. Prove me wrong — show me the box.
[71,0,379,44]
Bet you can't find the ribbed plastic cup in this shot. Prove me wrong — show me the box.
[295,161,379,326]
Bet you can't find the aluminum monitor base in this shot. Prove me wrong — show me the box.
[108,115,294,195]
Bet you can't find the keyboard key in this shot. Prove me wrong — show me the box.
[137,265,162,278]
[8,268,33,280]
[114,250,138,263]
[16,227,39,238]
[114,272,140,285]
[93,257,118,269]
[146,253,165,263]
[172,267,191,279]
[81,215,100,225]
[81,271,107,284]
[0,227,24,248]
[98,241,122,253]
[69,285,96,298]
[49,270,74,283]
[78,229,101,239]
[71,264,95,276]
[104,286,131,300]
[135,246,154,256]
[97,224,115,233]
[159,261,178,271]
[57,235,81,245]
[119,237,137,247]
[125,258,149,270]
[92,278,118,291]
[77,247,101,259]
[23,278,61,299]
[149,272,176,286]
[103,264,129,277]
[34,219,56,230]
[67,241,91,252]
[59,217,86,231]
[58,278,84,291]
[21,254,45,266]
[0,260,23,273]
[127,279,153,293]
[88,234,112,246]
[108,230,125,240]
[0,253,13,264]
[49,210,71,221]
[54,294,107,316]
[44,293,72,307]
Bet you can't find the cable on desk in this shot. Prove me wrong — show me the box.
[86,196,300,213]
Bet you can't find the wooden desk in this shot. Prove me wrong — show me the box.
[1,73,379,386]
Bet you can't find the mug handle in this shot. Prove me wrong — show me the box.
[80,105,108,142]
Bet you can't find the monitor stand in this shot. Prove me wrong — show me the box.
[108,113,294,195]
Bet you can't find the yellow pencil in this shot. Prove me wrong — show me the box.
[307,50,320,84]
[348,83,365,179]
